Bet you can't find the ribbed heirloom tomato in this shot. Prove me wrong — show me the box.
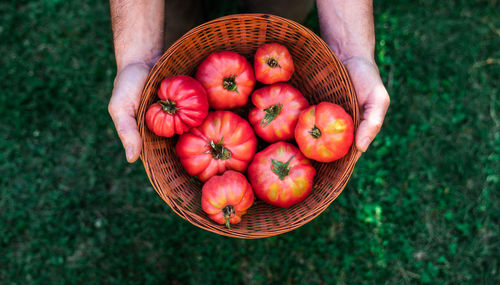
[146,75,209,137]
[175,110,257,182]
[248,83,309,142]
[202,171,254,228]
[195,51,255,109]
[254,43,294,84]
[295,102,354,162]
[248,142,316,207]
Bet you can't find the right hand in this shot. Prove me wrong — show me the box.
[342,56,390,153]
[108,63,151,163]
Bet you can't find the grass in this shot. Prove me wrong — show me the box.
[1,0,499,284]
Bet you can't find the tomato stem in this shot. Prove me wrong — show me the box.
[266,57,280,68]
[222,75,238,92]
[222,205,235,229]
[158,99,178,115]
[309,125,321,139]
[207,137,232,160]
[270,154,295,180]
[260,103,283,127]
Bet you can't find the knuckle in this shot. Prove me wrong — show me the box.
[108,101,117,116]
[372,84,390,104]
[376,89,390,106]
[370,119,383,132]
[384,94,391,107]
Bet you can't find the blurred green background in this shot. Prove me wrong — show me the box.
[1,0,499,284]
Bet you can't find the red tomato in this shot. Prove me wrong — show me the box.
[145,75,209,137]
[175,110,257,181]
[295,102,354,162]
[247,142,316,207]
[254,43,294,84]
[195,51,255,109]
[202,170,254,228]
[248,83,309,142]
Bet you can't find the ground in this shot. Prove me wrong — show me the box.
[1,0,499,284]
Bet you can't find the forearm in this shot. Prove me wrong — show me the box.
[316,0,374,63]
[110,0,164,71]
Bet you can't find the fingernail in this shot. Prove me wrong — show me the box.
[359,137,371,152]
[125,146,133,161]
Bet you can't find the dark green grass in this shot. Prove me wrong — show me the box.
[1,0,499,284]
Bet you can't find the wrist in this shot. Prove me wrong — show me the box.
[116,50,163,73]
[342,56,379,74]
[327,41,374,64]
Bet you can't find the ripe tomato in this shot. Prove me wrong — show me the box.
[248,83,309,142]
[175,110,257,182]
[247,142,316,207]
[295,102,354,162]
[254,43,294,84]
[195,51,255,109]
[145,75,208,137]
[202,170,254,228]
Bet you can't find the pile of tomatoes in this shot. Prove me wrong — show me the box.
[146,43,354,228]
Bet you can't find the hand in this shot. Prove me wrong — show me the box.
[342,56,390,152]
[108,63,151,163]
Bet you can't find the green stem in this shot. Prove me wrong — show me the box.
[207,137,231,160]
[270,154,295,180]
[309,125,321,139]
[260,103,283,127]
[222,205,235,229]
[222,75,238,92]
[158,99,177,115]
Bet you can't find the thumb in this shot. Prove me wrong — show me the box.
[109,107,143,162]
[108,63,150,162]
[355,84,390,152]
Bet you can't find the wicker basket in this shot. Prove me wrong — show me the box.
[137,14,360,239]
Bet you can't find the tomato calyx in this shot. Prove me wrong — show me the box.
[266,57,281,68]
[222,205,235,229]
[260,103,283,127]
[206,138,231,160]
[309,125,322,139]
[222,75,238,93]
[270,154,295,180]
[158,99,178,115]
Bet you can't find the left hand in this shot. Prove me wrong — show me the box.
[108,63,151,163]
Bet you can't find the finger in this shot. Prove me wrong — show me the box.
[355,85,390,152]
[109,104,143,163]
[108,63,150,162]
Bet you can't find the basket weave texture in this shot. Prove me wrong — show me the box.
[137,14,360,238]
